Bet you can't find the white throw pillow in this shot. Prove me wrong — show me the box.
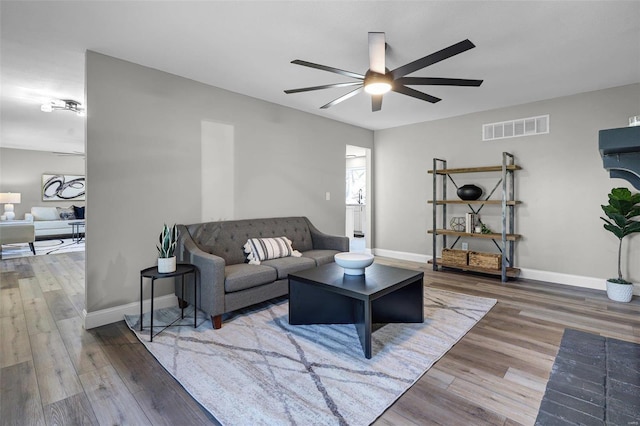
[243,236,302,265]
[31,206,59,221]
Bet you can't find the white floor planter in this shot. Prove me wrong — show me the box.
[606,280,633,302]
[158,256,177,273]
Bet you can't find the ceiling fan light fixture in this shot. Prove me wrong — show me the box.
[364,81,391,95]
[41,99,85,116]
[364,72,392,95]
[285,33,481,111]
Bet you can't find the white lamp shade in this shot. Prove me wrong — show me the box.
[0,192,21,204]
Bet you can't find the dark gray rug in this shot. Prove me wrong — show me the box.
[535,329,640,426]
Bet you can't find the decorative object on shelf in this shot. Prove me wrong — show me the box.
[42,174,86,201]
[157,223,179,273]
[334,252,374,275]
[0,192,20,220]
[41,99,85,116]
[457,184,483,200]
[441,248,468,266]
[465,212,477,233]
[449,217,466,232]
[600,187,640,302]
[469,251,501,270]
[480,223,493,234]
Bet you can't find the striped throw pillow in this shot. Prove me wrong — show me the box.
[244,236,301,265]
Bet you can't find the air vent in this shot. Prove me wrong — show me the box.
[483,114,549,141]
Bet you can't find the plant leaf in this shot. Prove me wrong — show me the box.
[628,206,640,218]
[603,223,624,239]
[608,213,627,228]
[625,220,640,235]
[611,187,632,200]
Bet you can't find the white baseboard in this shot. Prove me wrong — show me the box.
[83,294,178,330]
[518,268,604,291]
[373,248,431,264]
[373,248,640,296]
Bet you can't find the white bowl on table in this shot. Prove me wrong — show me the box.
[334,252,374,275]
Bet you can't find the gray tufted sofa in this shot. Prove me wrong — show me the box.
[176,217,348,329]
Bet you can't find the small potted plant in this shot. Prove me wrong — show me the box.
[600,187,640,302]
[157,223,179,273]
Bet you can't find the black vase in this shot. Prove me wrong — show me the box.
[457,184,483,200]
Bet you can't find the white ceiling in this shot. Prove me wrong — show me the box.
[1,1,639,154]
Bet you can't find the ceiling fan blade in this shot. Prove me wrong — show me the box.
[320,86,364,109]
[391,39,476,79]
[371,94,383,112]
[284,82,363,94]
[392,85,441,103]
[396,77,483,87]
[291,60,364,80]
[368,32,386,74]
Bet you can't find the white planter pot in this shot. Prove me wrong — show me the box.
[606,280,633,302]
[158,256,177,274]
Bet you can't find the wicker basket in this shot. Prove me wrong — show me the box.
[468,251,502,270]
[441,248,468,266]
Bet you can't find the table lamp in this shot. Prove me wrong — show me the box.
[0,192,21,220]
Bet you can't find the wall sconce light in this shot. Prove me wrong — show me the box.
[0,192,21,220]
[41,99,85,116]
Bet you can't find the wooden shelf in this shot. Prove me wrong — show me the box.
[428,200,522,205]
[430,153,520,282]
[428,258,520,278]
[427,229,522,241]
[428,165,521,174]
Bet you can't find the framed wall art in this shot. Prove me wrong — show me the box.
[42,174,86,201]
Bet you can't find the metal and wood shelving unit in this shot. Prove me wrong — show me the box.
[427,152,521,282]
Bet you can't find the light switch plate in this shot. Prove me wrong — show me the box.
[325,192,330,201]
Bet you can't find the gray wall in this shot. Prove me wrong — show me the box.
[0,148,85,218]
[374,83,640,283]
[85,52,373,314]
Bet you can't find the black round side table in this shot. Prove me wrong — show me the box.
[140,263,198,341]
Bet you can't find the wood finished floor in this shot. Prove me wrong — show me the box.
[1,252,639,425]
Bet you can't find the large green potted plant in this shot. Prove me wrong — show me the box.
[600,187,640,302]
[157,223,179,273]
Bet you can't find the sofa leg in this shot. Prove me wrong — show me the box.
[212,315,222,329]
[29,242,36,255]
[177,297,189,309]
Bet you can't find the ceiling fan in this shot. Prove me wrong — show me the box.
[284,32,483,112]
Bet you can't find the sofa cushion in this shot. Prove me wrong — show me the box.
[33,220,72,231]
[301,249,342,266]
[262,256,316,280]
[224,263,278,293]
[188,217,314,265]
[244,236,302,265]
[31,207,59,221]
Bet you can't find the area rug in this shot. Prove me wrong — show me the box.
[535,328,640,426]
[1,238,84,259]
[125,287,496,426]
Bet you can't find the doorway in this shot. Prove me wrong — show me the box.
[346,145,371,253]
